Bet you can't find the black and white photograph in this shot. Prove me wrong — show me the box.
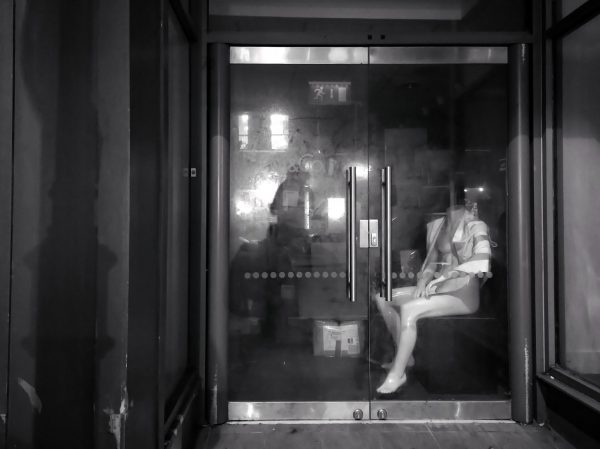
[0,1,599,448]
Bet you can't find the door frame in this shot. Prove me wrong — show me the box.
[205,43,532,424]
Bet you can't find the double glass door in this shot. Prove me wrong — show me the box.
[228,47,510,420]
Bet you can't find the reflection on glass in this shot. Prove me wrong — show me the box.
[355,164,369,179]
[557,15,600,388]
[238,113,249,149]
[228,52,510,407]
[270,113,289,150]
[559,0,587,19]
[258,46,290,63]
[369,61,509,399]
[229,63,369,402]
[327,198,345,221]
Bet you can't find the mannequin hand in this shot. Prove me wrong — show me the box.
[413,279,428,298]
[424,277,445,298]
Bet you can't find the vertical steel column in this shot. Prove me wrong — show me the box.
[532,0,551,423]
[508,43,533,424]
[207,43,229,425]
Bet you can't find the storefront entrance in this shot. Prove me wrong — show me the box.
[210,45,523,421]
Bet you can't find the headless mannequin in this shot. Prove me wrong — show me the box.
[374,205,489,394]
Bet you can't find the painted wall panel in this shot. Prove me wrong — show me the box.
[8,1,97,447]
[93,1,131,448]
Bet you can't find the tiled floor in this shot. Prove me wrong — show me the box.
[196,422,576,449]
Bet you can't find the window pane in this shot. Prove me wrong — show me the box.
[558,0,587,20]
[229,62,370,402]
[557,14,600,388]
[210,0,530,33]
[369,60,509,400]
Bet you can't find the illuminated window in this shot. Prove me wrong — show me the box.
[270,113,288,150]
[238,114,249,150]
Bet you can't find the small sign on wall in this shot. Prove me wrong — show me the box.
[309,81,351,105]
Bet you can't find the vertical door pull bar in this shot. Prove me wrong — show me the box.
[381,167,393,301]
[346,167,357,302]
[380,168,386,298]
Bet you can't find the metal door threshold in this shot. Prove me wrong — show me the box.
[370,400,511,420]
[229,401,369,421]
[229,400,511,421]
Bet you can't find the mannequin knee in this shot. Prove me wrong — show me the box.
[400,305,419,329]
[373,293,389,310]
[373,292,385,302]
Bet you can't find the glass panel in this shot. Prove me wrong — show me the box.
[558,0,587,20]
[229,59,370,401]
[368,52,510,400]
[211,0,529,33]
[164,6,191,401]
[557,15,600,388]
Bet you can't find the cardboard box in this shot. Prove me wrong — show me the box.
[339,321,363,357]
[313,320,339,357]
[313,320,365,358]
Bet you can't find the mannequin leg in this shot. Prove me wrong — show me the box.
[374,287,416,368]
[376,291,479,394]
[374,287,415,346]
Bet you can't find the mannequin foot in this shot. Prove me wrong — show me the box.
[382,355,415,370]
[376,372,407,394]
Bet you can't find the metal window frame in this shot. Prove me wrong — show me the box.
[534,0,600,419]
[124,0,204,447]
[547,0,600,37]
[169,0,198,42]
[161,1,205,448]
[546,367,600,404]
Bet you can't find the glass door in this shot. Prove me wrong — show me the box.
[226,46,510,420]
[367,47,510,419]
[228,47,371,419]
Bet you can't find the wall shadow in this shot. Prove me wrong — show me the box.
[8,1,116,447]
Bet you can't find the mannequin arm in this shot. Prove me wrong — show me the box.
[453,224,492,275]
[425,222,492,296]
[414,248,439,298]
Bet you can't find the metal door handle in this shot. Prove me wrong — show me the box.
[346,167,357,302]
[381,167,392,301]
